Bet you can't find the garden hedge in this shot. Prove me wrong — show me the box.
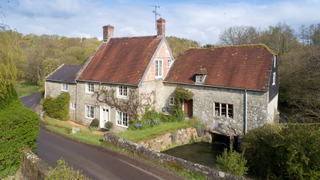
[43,92,70,121]
[0,83,39,178]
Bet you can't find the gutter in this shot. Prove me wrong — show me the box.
[76,79,138,87]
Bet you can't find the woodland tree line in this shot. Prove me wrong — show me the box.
[1,22,320,121]
[218,23,320,122]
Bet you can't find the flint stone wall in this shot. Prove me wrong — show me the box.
[20,151,53,180]
[104,133,246,180]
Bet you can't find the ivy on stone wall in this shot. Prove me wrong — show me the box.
[172,87,194,122]
[43,92,70,121]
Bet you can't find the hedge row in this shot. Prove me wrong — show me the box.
[43,92,70,121]
[0,83,39,178]
[242,123,320,180]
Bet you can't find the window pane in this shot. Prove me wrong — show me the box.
[159,60,162,76]
[221,104,226,117]
[155,61,159,76]
[123,113,128,126]
[90,106,94,118]
[215,103,220,116]
[228,104,233,118]
[117,111,121,125]
[124,86,127,96]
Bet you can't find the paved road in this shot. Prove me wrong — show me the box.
[20,93,179,180]
[19,91,42,110]
[36,129,164,180]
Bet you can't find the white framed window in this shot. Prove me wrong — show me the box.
[70,103,76,109]
[86,83,94,93]
[62,83,68,91]
[85,105,94,119]
[214,102,233,119]
[274,56,276,68]
[117,111,129,127]
[273,72,276,85]
[155,59,163,78]
[118,86,128,97]
[169,97,174,106]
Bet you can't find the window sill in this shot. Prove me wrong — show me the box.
[116,124,129,128]
[85,117,94,120]
[117,95,128,99]
[62,90,68,92]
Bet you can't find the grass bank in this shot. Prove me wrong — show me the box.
[117,122,192,142]
[15,82,42,97]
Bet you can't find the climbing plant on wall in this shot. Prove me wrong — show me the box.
[172,87,194,122]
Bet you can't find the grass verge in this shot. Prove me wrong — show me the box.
[117,122,192,142]
[15,82,42,97]
[44,116,91,133]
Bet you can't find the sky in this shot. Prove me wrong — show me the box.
[1,0,320,45]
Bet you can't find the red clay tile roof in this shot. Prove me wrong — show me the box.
[195,68,208,75]
[78,36,162,85]
[165,44,276,90]
[46,65,83,83]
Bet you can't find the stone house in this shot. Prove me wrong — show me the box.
[45,18,279,135]
[163,45,279,135]
[45,18,174,133]
[45,64,83,121]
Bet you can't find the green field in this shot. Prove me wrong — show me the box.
[15,82,42,97]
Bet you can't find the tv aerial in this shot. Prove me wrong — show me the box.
[148,5,161,30]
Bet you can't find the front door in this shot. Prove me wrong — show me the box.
[100,107,109,128]
[184,99,193,117]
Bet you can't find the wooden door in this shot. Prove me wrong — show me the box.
[184,100,193,117]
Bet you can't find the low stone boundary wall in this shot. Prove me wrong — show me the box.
[20,151,53,180]
[104,133,246,180]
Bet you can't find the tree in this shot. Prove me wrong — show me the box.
[0,26,24,97]
[259,23,298,56]
[218,25,259,45]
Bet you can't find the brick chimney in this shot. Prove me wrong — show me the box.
[156,18,166,37]
[103,25,114,42]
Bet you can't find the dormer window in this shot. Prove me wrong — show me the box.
[194,68,208,84]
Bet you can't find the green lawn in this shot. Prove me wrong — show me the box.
[116,122,192,142]
[15,82,42,97]
[44,117,91,133]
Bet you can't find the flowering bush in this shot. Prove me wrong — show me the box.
[171,131,177,143]
[195,123,204,137]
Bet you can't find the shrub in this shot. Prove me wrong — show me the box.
[242,123,320,180]
[47,158,91,180]
[0,83,39,178]
[89,126,96,132]
[90,118,99,127]
[43,92,70,120]
[217,146,248,177]
[105,121,113,129]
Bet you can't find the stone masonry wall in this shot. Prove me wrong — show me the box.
[138,127,212,150]
[160,83,269,135]
[45,81,77,121]
[20,151,53,180]
[104,133,246,180]
[75,82,136,133]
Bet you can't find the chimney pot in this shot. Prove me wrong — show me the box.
[156,18,166,37]
[103,25,114,42]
